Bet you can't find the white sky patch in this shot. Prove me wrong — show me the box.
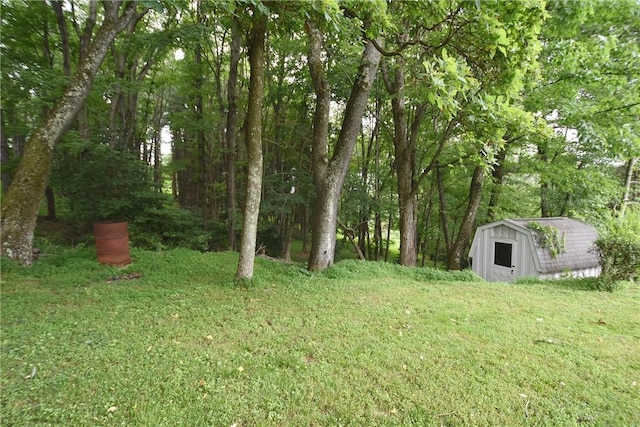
[161,125,172,156]
[174,48,185,61]
[546,109,579,142]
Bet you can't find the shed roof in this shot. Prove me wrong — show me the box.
[503,217,600,274]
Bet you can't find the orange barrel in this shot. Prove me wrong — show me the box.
[94,221,132,266]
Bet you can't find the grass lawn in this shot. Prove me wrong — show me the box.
[1,247,639,426]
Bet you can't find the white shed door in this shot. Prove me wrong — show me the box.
[491,239,517,282]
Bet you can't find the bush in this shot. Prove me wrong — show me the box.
[593,208,640,291]
[53,142,163,226]
[206,220,233,252]
[129,203,209,251]
[52,141,209,251]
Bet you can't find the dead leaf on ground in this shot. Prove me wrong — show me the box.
[24,366,37,379]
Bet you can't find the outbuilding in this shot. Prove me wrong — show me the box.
[469,217,601,282]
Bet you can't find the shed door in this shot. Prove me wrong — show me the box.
[491,239,517,282]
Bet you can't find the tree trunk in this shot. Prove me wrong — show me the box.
[621,157,637,217]
[1,2,145,264]
[486,145,507,222]
[385,212,392,262]
[372,97,382,261]
[52,1,72,78]
[436,163,451,253]
[301,204,310,254]
[43,187,56,221]
[308,183,341,270]
[72,0,97,140]
[381,51,433,267]
[447,165,485,270]
[306,23,382,271]
[151,92,164,189]
[225,27,242,251]
[421,198,433,267]
[538,144,551,217]
[382,49,417,266]
[304,21,332,270]
[0,109,10,194]
[236,12,267,280]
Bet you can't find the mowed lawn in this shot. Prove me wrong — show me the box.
[1,247,639,426]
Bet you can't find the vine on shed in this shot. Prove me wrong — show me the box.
[527,222,566,258]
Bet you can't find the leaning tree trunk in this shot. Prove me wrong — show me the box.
[0,2,144,264]
[305,22,382,271]
[235,12,267,280]
[447,165,485,270]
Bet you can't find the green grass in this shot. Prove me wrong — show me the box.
[1,247,639,426]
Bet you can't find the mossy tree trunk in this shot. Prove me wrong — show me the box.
[0,2,145,265]
[236,11,267,280]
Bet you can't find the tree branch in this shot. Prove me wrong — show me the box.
[593,101,640,116]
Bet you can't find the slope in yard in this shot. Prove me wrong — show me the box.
[1,247,639,426]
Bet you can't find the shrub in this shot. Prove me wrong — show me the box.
[593,207,640,291]
[52,142,163,226]
[129,203,209,251]
[206,220,233,252]
[52,141,209,251]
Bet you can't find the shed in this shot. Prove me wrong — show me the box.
[469,217,600,282]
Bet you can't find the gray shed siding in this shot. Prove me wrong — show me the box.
[469,223,537,282]
[469,217,600,282]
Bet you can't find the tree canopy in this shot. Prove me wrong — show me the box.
[1,0,638,275]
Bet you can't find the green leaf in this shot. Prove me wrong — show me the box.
[427,92,437,106]
[495,27,509,46]
[256,1,269,16]
[138,0,165,12]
